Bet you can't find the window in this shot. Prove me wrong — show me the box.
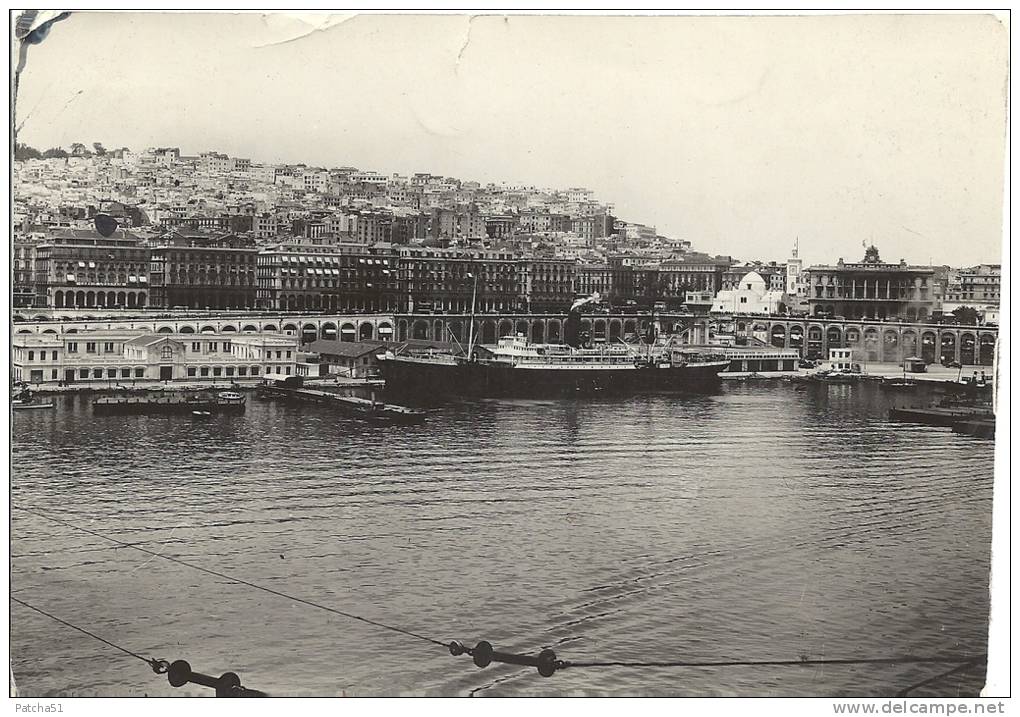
[93,368,103,378]
[226,367,235,376]
[209,342,218,352]
[161,345,173,360]
[87,342,98,353]
[27,351,34,361]
[286,351,292,359]
[187,367,197,377]
[80,368,89,379]
[213,367,222,377]
[200,367,209,377]
[740,297,747,304]
[104,342,115,353]
[107,369,117,378]
[222,341,231,352]
[239,366,247,376]
[51,369,58,380]
[52,351,57,360]
[192,342,201,352]
[121,368,131,378]
[67,342,78,353]
[135,368,145,377]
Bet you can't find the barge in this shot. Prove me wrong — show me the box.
[93,391,246,415]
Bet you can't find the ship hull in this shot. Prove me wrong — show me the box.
[379,356,728,399]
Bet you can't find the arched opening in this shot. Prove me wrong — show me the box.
[770,325,786,348]
[42,329,57,334]
[481,321,496,344]
[826,327,842,349]
[498,319,514,339]
[788,325,804,349]
[200,325,217,334]
[901,331,918,359]
[157,326,174,334]
[378,322,393,342]
[905,306,917,322]
[221,325,237,333]
[54,291,63,307]
[17,329,32,334]
[433,320,444,341]
[863,328,880,362]
[359,322,374,341]
[623,319,637,336]
[882,330,900,363]
[515,319,529,336]
[446,321,464,343]
[116,291,126,306]
[592,319,607,343]
[920,331,937,363]
[397,319,409,342]
[297,295,307,311]
[340,323,356,341]
[530,320,544,343]
[321,322,337,341]
[242,324,259,333]
[609,319,622,342]
[939,332,957,364]
[180,325,196,334]
[301,323,318,345]
[412,320,429,340]
[959,333,976,365]
[263,324,278,333]
[128,292,139,308]
[283,323,299,335]
[547,320,561,343]
[979,334,996,366]
[76,291,87,307]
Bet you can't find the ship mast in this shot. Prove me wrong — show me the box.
[466,267,478,358]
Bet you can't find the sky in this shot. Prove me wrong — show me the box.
[14,11,1009,267]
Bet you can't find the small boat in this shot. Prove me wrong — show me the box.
[879,377,919,391]
[191,410,212,418]
[12,387,54,410]
[12,400,54,411]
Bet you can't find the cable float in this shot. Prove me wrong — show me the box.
[152,659,267,697]
[449,640,562,677]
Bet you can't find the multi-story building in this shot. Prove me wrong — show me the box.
[149,232,259,309]
[256,242,400,312]
[397,246,521,313]
[33,228,151,308]
[522,259,576,313]
[942,263,1001,324]
[806,246,938,321]
[12,330,299,385]
[13,234,41,307]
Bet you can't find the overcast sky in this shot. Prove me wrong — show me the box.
[15,12,1008,267]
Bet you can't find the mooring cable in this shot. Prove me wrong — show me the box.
[11,596,266,696]
[12,504,447,648]
[13,504,985,690]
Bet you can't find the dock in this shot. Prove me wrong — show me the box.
[257,385,426,425]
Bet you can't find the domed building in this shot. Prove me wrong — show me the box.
[710,271,785,314]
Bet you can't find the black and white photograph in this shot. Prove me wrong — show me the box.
[7,9,1010,711]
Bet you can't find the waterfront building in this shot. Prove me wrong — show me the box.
[711,271,785,315]
[806,246,938,321]
[307,339,387,378]
[256,242,400,312]
[942,264,1001,324]
[827,347,854,372]
[396,246,521,313]
[33,228,151,309]
[12,330,299,385]
[149,231,258,310]
[522,259,577,313]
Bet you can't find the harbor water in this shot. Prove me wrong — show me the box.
[10,381,995,697]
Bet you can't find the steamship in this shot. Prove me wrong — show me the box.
[378,294,729,399]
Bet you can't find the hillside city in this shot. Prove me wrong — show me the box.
[13,143,1000,328]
